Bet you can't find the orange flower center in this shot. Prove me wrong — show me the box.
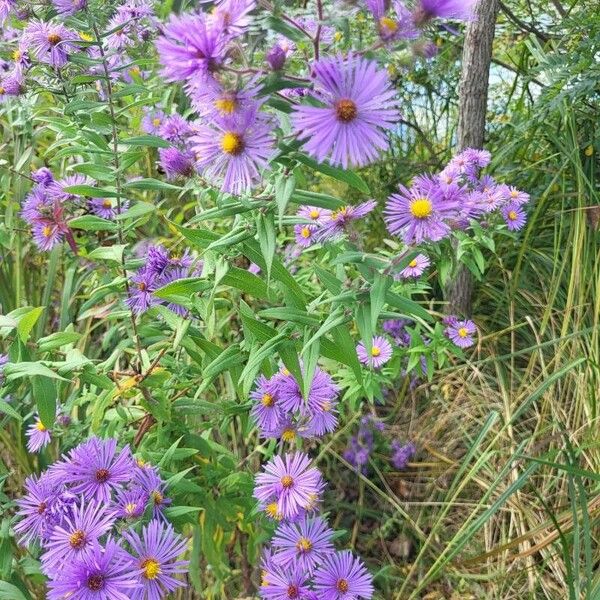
[221,131,244,155]
[95,468,110,483]
[87,575,104,591]
[281,475,294,488]
[261,393,274,407]
[335,98,358,122]
[296,537,312,552]
[337,578,349,592]
[141,558,161,580]
[69,529,86,549]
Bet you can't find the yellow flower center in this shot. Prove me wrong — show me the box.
[152,491,164,505]
[141,558,161,580]
[261,393,274,407]
[261,569,269,586]
[137,459,146,467]
[409,259,418,268]
[12,49,22,61]
[304,493,318,511]
[102,199,112,209]
[335,98,358,122]
[371,345,381,357]
[69,529,86,549]
[281,428,296,442]
[221,131,244,155]
[322,400,332,412]
[510,189,519,198]
[129,66,141,76]
[281,475,294,488]
[152,118,161,127]
[458,327,468,338]
[584,145,593,156]
[300,226,311,239]
[42,225,52,238]
[0,86,5,95]
[379,16,398,32]
[410,198,433,219]
[79,32,93,42]
[36,421,47,431]
[508,210,517,221]
[214,97,237,114]
[281,368,290,376]
[265,502,283,520]
[124,502,138,515]
[309,209,320,219]
[337,578,349,592]
[47,33,62,45]
[296,537,312,552]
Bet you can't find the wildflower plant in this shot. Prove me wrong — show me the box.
[0,0,532,596]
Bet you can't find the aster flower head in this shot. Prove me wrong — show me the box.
[89,197,129,220]
[297,205,331,225]
[357,336,393,369]
[123,520,188,600]
[314,550,374,600]
[413,0,477,25]
[391,440,416,469]
[444,317,477,348]
[59,437,135,503]
[23,21,79,68]
[192,105,275,195]
[158,147,196,180]
[14,474,59,546]
[259,563,311,600]
[52,0,87,15]
[142,108,166,135]
[397,253,430,279]
[254,452,324,520]
[26,416,52,453]
[0,0,15,26]
[294,223,318,247]
[250,374,283,434]
[113,487,147,520]
[316,200,377,242]
[41,500,116,573]
[272,515,335,573]
[502,185,530,205]
[0,73,24,99]
[293,54,400,168]
[47,538,140,600]
[134,465,172,520]
[365,0,419,41]
[127,269,159,315]
[385,177,455,245]
[31,167,54,186]
[502,202,527,231]
[210,0,256,36]
[382,318,412,346]
[156,12,225,83]
[158,113,192,144]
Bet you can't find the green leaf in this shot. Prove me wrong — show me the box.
[263,15,309,43]
[220,267,270,300]
[69,215,117,232]
[257,212,276,280]
[289,189,345,210]
[294,152,370,194]
[121,135,171,148]
[154,277,211,301]
[370,273,392,328]
[275,173,296,226]
[88,245,126,262]
[115,201,156,221]
[0,582,29,600]
[63,184,119,198]
[4,362,69,381]
[123,178,181,192]
[258,307,320,327]
[33,375,57,428]
[38,332,81,352]
[385,290,432,322]
[17,307,45,343]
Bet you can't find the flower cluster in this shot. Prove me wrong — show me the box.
[443,315,477,348]
[255,452,374,599]
[385,148,530,246]
[20,168,128,252]
[14,437,188,599]
[250,365,340,441]
[344,415,417,474]
[126,244,198,315]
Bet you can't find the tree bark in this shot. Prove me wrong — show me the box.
[444,0,499,316]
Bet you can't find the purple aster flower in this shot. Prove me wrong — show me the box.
[0,74,24,100]
[46,174,91,203]
[134,465,172,520]
[444,318,477,348]
[41,500,116,573]
[113,487,147,520]
[89,197,129,219]
[357,336,393,369]
[59,437,135,503]
[250,374,283,434]
[141,108,166,135]
[314,550,374,599]
[127,269,160,315]
[275,366,339,417]
[502,202,527,231]
[385,177,455,244]
[47,538,140,600]
[14,474,58,546]
[0,0,15,25]
[188,78,262,120]
[23,21,79,68]
[259,563,311,600]
[266,44,286,70]
[105,13,138,51]
[272,515,335,573]
[210,0,256,36]
[123,520,188,600]
[293,55,399,168]
[158,113,192,144]
[294,223,317,247]
[382,319,412,347]
[297,16,336,44]
[442,148,491,180]
[413,0,477,24]
[316,200,377,242]
[52,0,87,15]
[26,416,52,453]
[365,0,419,41]
[31,167,54,186]
[397,253,430,278]
[155,12,225,83]
[266,417,312,444]
[254,452,324,521]
[297,205,331,225]
[502,185,530,205]
[158,147,196,179]
[192,105,275,195]
[391,440,416,469]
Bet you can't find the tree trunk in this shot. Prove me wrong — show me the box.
[444,0,499,316]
